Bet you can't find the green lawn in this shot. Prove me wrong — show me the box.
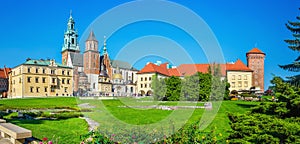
[78,98,260,142]
[0,97,87,144]
[8,118,88,144]
[0,97,79,110]
[0,97,260,143]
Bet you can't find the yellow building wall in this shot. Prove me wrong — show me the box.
[98,76,112,93]
[9,65,73,97]
[227,71,252,92]
[137,73,167,96]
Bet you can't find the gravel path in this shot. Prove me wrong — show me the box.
[78,103,99,131]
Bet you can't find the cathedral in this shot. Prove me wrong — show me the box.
[61,13,138,96]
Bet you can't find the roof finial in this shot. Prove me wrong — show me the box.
[103,36,107,54]
[70,10,72,18]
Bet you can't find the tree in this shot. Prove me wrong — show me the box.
[279,8,300,86]
[165,76,182,101]
[228,77,300,143]
[151,74,166,100]
[209,64,230,101]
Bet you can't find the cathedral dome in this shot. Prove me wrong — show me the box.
[112,73,122,79]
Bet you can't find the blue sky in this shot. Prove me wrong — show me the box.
[0,0,299,89]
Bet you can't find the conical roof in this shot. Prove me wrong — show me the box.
[86,31,97,41]
[246,47,265,55]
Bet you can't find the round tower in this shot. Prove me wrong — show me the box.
[246,47,266,92]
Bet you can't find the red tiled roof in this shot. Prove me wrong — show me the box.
[168,68,181,77]
[247,47,265,55]
[138,59,252,77]
[226,59,253,72]
[137,62,170,76]
[177,64,227,76]
[0,68,11,78]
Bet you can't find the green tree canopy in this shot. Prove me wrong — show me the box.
[279,8,300,86]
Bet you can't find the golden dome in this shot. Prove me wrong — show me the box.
[112,73,122,79]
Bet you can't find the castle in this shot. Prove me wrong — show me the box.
[61,13,138,96]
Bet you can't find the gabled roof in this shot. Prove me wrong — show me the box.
[69,53,83,66]
[111,60,138,71]
[226,59,253,72]
[0,68,11,78]
[137,62,170,76]
[86,31,97,41]
[177,64,227,76]
[168,68,181,77]
[246,47,265,55]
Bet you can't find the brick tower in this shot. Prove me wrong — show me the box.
[83,31,100,91]
[61,12,80,66]
[61,12,80,93]
[246,47,266,92]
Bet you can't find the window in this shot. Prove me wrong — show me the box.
[42,77,46,83]
[51,69,55,75]
[52,78,56,83]
[141,77,143,81]
[145,84,147,88]
[51,86,55,92]
[42,69,46,74]
[36,87,40,93]
[36,68,39,73]
[149,77,151,81]
[28,67,31,73]
[244,75,247,80]
[232,82,235,88]
[244,81,248,87]
[19,78,21,83]
[62,78,65,84]
[44,87,47,92]
[238,75,241,80]
[71,38,74,44]
[141,84,143,88]
[67,71,70,75]
[238,82,242,87]
[62,70,65,75]
[13,80,15,84]
[64,87,68,93]
[145,77,147,81]
[30,87,34,93]
[232,75,235,80]
[67,79,70,84]
[27,77,31,83]
[35,77,39,83]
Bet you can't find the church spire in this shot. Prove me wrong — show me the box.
[103,36,107,55]
[62,11,80,53]
[86,31,97,41]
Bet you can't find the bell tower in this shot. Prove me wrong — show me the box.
[83,31,100,91]
[61,11,80,66]
[246,47,266,92]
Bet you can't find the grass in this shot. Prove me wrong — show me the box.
[78,98,260,141]
[0,97,88,144]
[0,97,260,143]
[0,97,79,110]
[8,118,88,143]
